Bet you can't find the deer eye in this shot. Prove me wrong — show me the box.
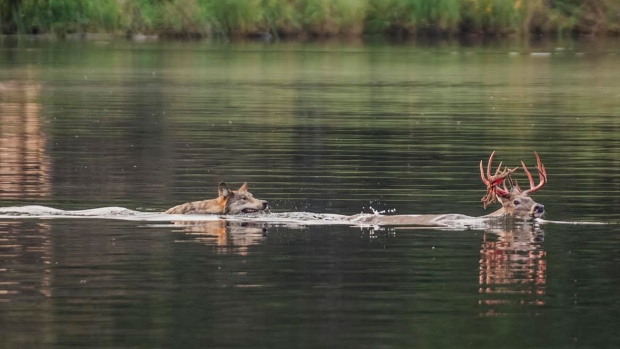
[513,200,521,206]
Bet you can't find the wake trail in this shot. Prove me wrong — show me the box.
[0,205,351,225]
[0,205,613,227]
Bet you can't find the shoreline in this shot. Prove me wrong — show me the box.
[1,31,617,44]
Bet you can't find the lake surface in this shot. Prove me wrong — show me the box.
[1,37,620,348]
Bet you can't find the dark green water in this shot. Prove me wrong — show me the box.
[1,38,620,348]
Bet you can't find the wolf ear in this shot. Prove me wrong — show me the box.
[238,182,248,192]
[218,182,232,198]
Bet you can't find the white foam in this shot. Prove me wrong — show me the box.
[0,205,351,225]
[0,205,612,228]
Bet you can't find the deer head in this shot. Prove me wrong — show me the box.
[480,151,547,219]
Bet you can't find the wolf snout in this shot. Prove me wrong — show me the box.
[261,200,269,209]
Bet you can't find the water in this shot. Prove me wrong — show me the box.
[1,37,620,348]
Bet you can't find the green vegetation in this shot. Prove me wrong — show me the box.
[1,0,620,38]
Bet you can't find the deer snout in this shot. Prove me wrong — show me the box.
[533,204,544,216]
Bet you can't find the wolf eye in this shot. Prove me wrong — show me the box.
[513,200,521,206]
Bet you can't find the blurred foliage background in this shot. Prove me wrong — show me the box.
[1,0,619,38]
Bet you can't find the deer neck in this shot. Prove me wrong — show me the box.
[483,207,510,217]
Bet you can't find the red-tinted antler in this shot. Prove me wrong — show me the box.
[520,152,547,195]
[480,151,517,208]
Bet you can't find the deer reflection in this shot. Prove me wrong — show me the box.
[0,81,51,199]
[478,223,546,316]
[172,220,267,255]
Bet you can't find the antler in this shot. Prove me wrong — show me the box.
[480,151,518,208]
[520,151,547,195]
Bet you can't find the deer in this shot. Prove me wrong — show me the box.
[479,151,546,219]
[348,151,547,227]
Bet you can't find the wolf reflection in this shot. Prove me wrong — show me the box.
[172,220,268,255]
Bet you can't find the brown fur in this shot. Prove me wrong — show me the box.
[165,182,268,215]
[483,187,544,219]
[348,191,545,227]
[349,152,546,227]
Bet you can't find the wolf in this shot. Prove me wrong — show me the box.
[165,182,268,215]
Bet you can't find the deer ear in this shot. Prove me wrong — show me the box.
[218,182,232,198]
[238,182,248,192]
[497,193,511,200]
[496,189,512,198]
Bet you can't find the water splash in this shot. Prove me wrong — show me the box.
[367,206,397,215]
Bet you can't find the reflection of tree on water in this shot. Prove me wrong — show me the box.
[0,221,52,300]
[478,223,546,316]
[0,81,54,335]
[172,220,267,255]
[0,81,51,199]
[0,220,53,346]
